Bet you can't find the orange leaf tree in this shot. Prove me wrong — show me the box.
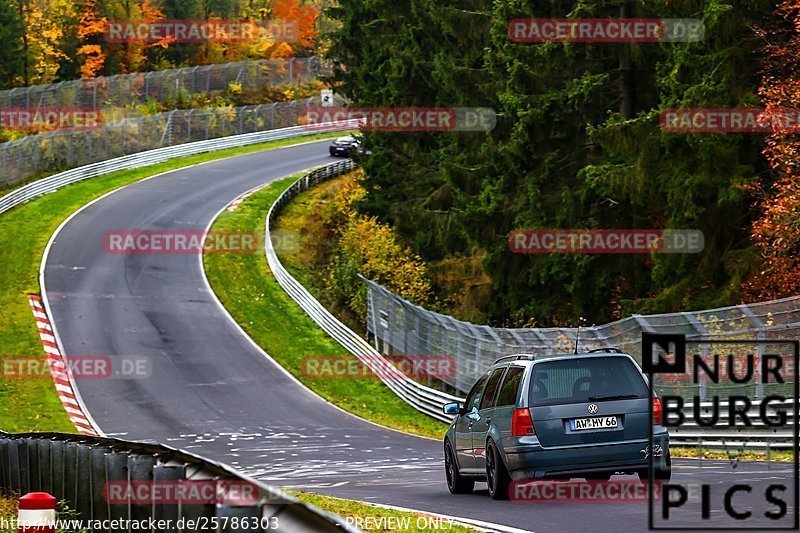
[744,0,800,300]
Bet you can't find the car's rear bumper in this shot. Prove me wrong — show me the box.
[504,433,670,480]
[330,148,350,156]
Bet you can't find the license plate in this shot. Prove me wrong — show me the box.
[570,416,618,431]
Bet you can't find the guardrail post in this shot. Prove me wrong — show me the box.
[75,445,93,521]
[24,439,40,495]
[34,440,51,494]
[105,450,129,533]
[7,439,21,493]
[90,448,110,523]
[49,441,64,508]
[18,440,30,496]
[62,442,78,518]
[0,436,6,490]
[153,461,184,532]
[128,454,156,530]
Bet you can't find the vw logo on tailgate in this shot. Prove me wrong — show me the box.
[587,403,599,414]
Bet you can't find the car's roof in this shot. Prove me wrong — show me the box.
[490,352,635,369]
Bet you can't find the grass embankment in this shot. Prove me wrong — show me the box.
[671,446,794,462]
[296,492,479,532]
[0,494,14,531]
[0,133,338,433]
[203,175,448,439]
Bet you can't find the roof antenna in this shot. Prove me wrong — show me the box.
[574,315,587,354]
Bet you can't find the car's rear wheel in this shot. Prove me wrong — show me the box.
[638,455,672,485]
[444,441,474,494]
[486,440,510,500]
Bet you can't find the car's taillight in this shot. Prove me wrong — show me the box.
[653,397,663,426]
[511,408,535,436]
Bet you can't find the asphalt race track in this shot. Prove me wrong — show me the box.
[41,140,797,532]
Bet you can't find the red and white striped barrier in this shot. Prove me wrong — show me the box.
[17,492,56,533]
[27,294,97,436]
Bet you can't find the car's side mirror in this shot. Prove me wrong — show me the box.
[443,402,461,415]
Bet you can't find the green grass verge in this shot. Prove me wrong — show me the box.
[2,491,480,532]
[0,494,14,532]
[0,132,339,433]
[671,446,793,462]
[294,492,479,532]
[203,176,449,439]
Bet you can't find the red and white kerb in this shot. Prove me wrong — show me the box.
[27,294,97,436]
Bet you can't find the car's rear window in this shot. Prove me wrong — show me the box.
[529,357,647,406]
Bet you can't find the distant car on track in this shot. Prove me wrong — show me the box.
[329,136,364,157]
[442,351,671,499]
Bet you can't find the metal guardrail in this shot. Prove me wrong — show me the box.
[365,278,800,395]
[0,431,355,532]
[667,400,795,451]
[265,163,798,451]
[265,161,463,423]
[0,97,354,187]
[0,122,349,217]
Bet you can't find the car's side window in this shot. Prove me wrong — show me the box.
[479,368,505,411]
[464,372,489,412]
[495,366,524,407]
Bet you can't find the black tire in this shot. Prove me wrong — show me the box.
[486,441,511,500]
[444,441,474,494]
[638,455,672,485]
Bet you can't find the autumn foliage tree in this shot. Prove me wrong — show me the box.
[744,0,800,300]
[76,0,106,77]
[269,0,318,55]
[325,170,433,322]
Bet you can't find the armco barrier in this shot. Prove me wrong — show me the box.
[0,431,356,532]
[265,163,798,452]
[667,399,795,451]
[265,161,463,423]
[0,122,353,217]
[0,99,324,186]
[364,277,800,395]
